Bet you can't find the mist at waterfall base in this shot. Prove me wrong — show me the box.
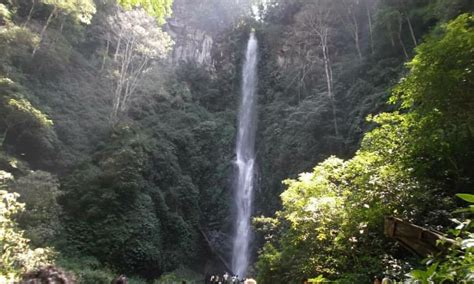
[231,32,258,278]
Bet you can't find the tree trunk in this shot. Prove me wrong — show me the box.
[397,15,409,59]
[341,0,362,60]
[52,16,65,45]
[59,17,64,34]
[354,22,362,60]
[32,6,57,57]
[320,29,339,138]
[388,21,396,47]
[100,34,110,72]
[24,0,36,26]
[405,13,417,47]
[0,126,9,148]
[114,36,122,61]
[365,0,374,54]
[349,2,362,60]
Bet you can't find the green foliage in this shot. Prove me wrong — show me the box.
[57,256,115,284]
[0,78,52,128]
[0,0,237,280]
[409,194,474,283]
[256,154,422,282]
[0,172,54,281]
[156,266,203,283]
[457,194,474,204]
[256,13,474,283]
[11,171,62,247]
[41,0,96,24]
[308,275,328,283]
[0,26,39,72]
[425,0,474,23]
[8,98,53,127]
[387,14,474,189]
[253,0,422,217]
[117,0,173,24]
[2,0,471,281]
[0,77,58,169]
[61,127,165,277]
[0,4,11,24]
[60,106,234,278]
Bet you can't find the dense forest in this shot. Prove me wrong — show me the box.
[0,0,473,283]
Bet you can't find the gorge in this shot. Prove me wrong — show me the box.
[0,0,473,283]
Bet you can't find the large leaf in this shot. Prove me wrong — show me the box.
[457,194,474,204]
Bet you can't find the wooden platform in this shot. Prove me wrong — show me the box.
[384,216,454,257]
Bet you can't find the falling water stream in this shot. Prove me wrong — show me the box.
[232,32,258,278]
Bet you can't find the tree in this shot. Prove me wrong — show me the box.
[297,1,339,137]
[364,0,377,54]
[390,13,474,187]
[339,0,363,60]
[398,0,418,47]
[30,0,96,56]
[376,6,408,58]
[373,0,425,58]
[105,8,173,122]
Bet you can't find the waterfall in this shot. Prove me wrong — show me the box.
[232,32,258,278]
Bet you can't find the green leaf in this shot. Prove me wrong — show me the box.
[457,194,474,203]
[410,269,428,280]
[453,205,474,214]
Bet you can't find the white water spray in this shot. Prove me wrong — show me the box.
[232,32,258,278]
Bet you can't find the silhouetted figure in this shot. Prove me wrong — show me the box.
[111,275,128,284]
[21,266,76,284]
[223,272,230,283]
[231,274,239,283]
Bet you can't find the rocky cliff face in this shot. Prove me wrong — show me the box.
[165,0,215,69]
[166,19,214,68]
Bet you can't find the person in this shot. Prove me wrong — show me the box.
[373,276,382,284]
[223,272,230,283]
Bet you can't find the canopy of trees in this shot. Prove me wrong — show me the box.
[255,13,474,283]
